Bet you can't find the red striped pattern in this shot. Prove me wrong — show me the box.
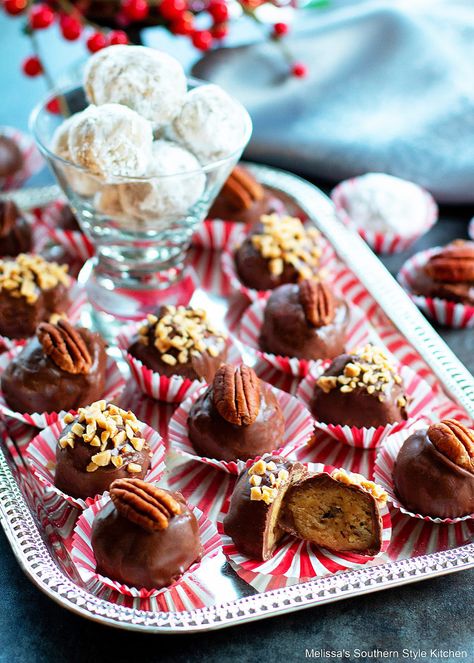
[191,219,243,250]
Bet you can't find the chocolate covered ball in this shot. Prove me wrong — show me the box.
[0,135,23,177]
[260,279,348,360]
[310,344,408,428]
[128,305,227,382]
[0,254,70,339]
[55,401,152,500]
[56,205,81,231]
[393,421,474,519]
[92,479,202,589]
[235,214,322,291]
[0,200,33,257]
[188,364,285,462]
[1,319,107,414]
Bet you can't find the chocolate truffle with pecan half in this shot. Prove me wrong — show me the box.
[55,401,152,500]
[188,364,285,462]
[310,344,408,428]
[0,200,33,257]
[411,239,474,305]
[92,479,202,589]
[128,305,227,382]
[0,135,23,178]
[1,319,107,414]
[224,456,306,560]
[393,420,474,518]
[235,214,322,291]
[280,468,387,556]
[260,279,349,360]
[0,253,70,339]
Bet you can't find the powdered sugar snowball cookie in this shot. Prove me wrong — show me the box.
[118,140,205,221]
[173,85,246,163]
[51,116,100,197]
[67,104,153,179]
[95,184,126,220]
[84,45,187,129]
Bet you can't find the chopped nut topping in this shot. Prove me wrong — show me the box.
[0,253,70,304]
[331,468,387,503]
[250,214,321,280]
[127,463,142,473]
[248,458,290,503]
[136,305,226,366]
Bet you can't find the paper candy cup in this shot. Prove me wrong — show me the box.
[398,248,474,328]
[192,219,244,251]
[40,201,95,262]
[117,324,240,404]
[26,419,166,510]
[217,463,392,592]
[374,423,474,525]
[72,496,221,599]
[167,383,314,474]
[0,126,43,191]
[297,363,434,449]
[221,231,336,303]
[0,278,88,352]
[0,351,125,428]
[331,178,438,255]
[239,299,375,378]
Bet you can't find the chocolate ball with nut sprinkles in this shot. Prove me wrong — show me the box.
[188,363,285,462]
[235,214,322,291]
[127,305,228,382]
[310,344,409,428]
[91,478,202,589]
[54,401,152,500]
[0,200,33,257]
[0,253,70,339]
[1,319,107,414]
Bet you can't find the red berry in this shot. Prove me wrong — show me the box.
[211,22,228,40]
[3,0,27,16]
[29,3,55,29]
[192,29,213,51]
[208,1,228,23]
[170,11,194,35]
[22,55,43,77]
[291,61,307,78]
[273,22,288,38]
[60,15,82,41]
[108,29,129,44]
[121,0,149,21]
[159,0,186,20]
[46,97,61,114]
[86,31,107,53]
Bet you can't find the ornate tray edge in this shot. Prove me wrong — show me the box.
[0,166,473,632]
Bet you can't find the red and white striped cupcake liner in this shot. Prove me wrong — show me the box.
[398,247,474,328]
[297,363,435,449]
[71,495,221,600]
[331,178,438,255]
[0,351,125,428]
[26,418,166,510]
[167,383,314,474]
[238,298,376,378]
[373,422,474,524]
[117,323,240,404]
[217,462,392,592]
[0,278,88,352]
[0,126,44,191]
[191,219,244,251]
[40,200,95,262]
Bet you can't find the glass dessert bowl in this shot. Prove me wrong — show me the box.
[30,81,252,330]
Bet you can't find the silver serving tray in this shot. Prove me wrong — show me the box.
[0,165,473,632]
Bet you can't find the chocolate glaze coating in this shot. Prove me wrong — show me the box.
[393,428,474,518]
[1,328,107,414]
[0,201,32,257]
[0,282,70,340]
[235,223,319,291]
[410,268,474,305]
[0,136,23,177]
[260,283,349,360]
[92,492,202,589]
[310,354,408,428]
[209,186,301,225]
[56,206,81,232]
[224,457,306,560]
[54,424,152,501]
[188,383,285,462]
